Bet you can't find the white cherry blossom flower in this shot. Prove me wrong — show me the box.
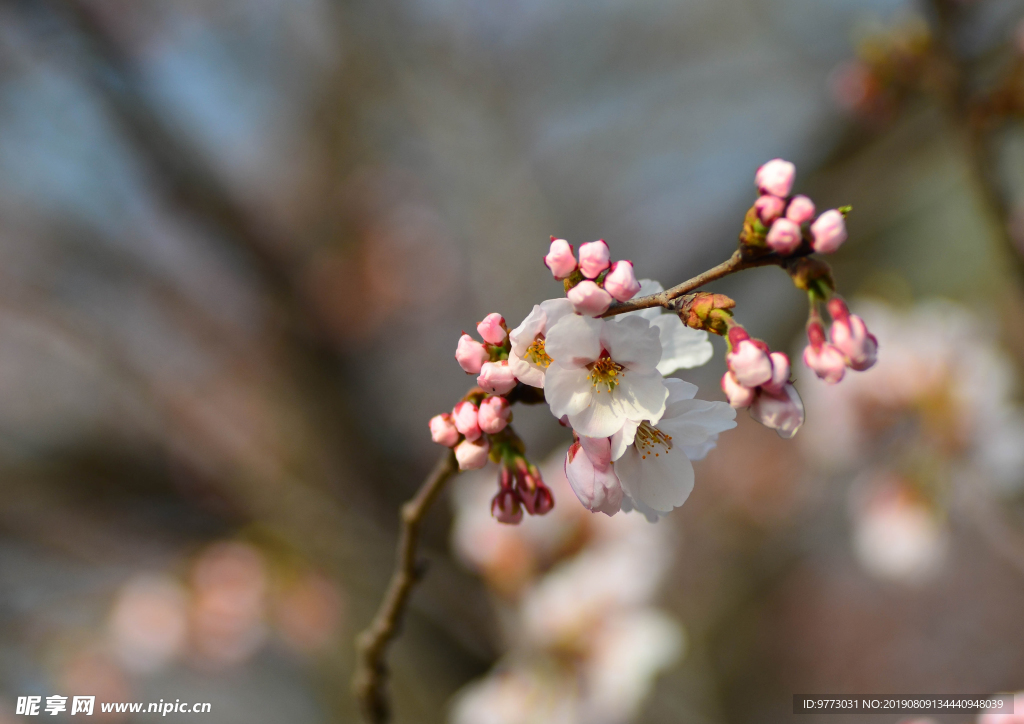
[626,280,713,375]
[851,472,946,583]
[544,314,668,438]
[610,379,736,518]
[507,298,574,388]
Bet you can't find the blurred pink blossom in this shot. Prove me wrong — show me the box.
[449,451,684,723]
[189,542,268,667]
[978,692,1024,724]
[108,574,189,674]
[850,472,947,583]
[799,300,1024,493]
[274,572,344,654]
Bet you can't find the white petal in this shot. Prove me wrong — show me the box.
[658,399,737,448]
[508,304,547,356]
[610,419,640,461]
[620,493,663,522]
[616,444,695,514]
[545,314,602,368]
[601,315,662,370]
[680,434,720,461]
[508,349,545,388]
[652,316,714,375]
[544,365,594,417]
[570,393,629,439]
[614,370,669,427]
[663,377,698,404]
[539,297,573,328]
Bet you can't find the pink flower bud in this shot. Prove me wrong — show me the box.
[578,240,611,279]
[763,351,790,394]
[476,313,507,345]
[803,320,845,383]
[455,334,489,374]
[544,238,577,279]
[478,396,511,434]
[452,401,481,442]
[726,329,774,388]
[754,194,786,225]
[749,383,804,439]
[456,437,490,471]
[567,280,613,316]
[525,483,554,516]
[603,260,641,302]
[428,413,459,447]
[721,371,755,408]
[727,326,750,345]
[765,218,803,254]
[828,299,878,371]
[477,360,517,395]
[490,488,523,524]
[755,159,796,198]
[786,195,816,224]
[803,342,846,384]
[810,209,848,254]
[513,460,554,516]
[564,437,622,517]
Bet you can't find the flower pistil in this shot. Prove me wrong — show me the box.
[587,353,625,392]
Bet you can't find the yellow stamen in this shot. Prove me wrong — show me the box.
[526,338,552,368]
[587,355,624,393]
[635,421,672,460]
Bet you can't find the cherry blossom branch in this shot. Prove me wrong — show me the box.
[353,448,460,724]
[351,243,818,722]
[602,248,806,317]
[352,192,851,720]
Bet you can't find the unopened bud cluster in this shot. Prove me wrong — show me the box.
[721,326,804,438]
[455,314,517,394]
[545,238,640,316]
[802,298,878,384]
[744,159,849,257]
[716,159,873,431]
[436,313,556,523]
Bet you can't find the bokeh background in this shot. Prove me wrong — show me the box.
[1,0,1024,722]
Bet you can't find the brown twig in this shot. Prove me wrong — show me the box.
[352,449,460,723]
[602,248,798,317]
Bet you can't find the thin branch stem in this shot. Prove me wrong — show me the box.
[602,249,794,317]
[353,449,460,724]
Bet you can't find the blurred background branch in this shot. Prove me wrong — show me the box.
[354,449,458,724]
